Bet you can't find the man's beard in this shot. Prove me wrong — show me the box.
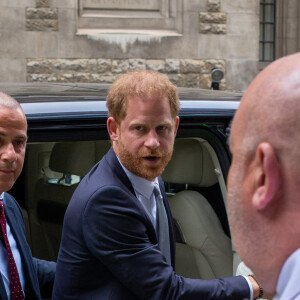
[117,138,173,181]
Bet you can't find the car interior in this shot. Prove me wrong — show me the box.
[11,136,238,280]
[162,138,233,279]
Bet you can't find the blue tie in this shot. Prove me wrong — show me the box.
[153,184,171,265]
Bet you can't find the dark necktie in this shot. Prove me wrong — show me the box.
[153,184,171,264]
[0,201,24,300]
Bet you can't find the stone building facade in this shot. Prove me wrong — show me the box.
[1,0,299,91]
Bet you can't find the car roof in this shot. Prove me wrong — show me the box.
[0,82,242,118]
[0,82,242,101]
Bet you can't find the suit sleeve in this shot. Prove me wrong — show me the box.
[82,186,250,300]
[32,258,56,298]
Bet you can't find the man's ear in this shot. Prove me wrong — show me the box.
[252,142,280,210]
[107,117,119,141]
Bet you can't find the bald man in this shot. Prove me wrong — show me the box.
[227,53,300,300]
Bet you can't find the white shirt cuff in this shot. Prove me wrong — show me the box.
[243,275,254,300]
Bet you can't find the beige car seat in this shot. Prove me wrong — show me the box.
[32,141,96,260]
[162,138,233,279]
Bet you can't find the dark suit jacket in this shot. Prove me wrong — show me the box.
[53,148,250,299]
[0,193,56,300]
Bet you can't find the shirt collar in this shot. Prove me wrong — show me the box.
[117,157,158,199]
[0,193,4,201]
[275,248,300,298]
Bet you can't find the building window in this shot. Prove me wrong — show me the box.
[260,0,276,62]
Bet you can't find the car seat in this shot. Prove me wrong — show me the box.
[32,141,96,260]
[162,138,233,279]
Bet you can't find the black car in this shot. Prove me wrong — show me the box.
[0,82,242,280]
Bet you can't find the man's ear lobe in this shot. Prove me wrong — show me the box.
[107,117,119,141]
[252,143,280,210]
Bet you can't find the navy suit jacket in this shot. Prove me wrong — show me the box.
[0,193,56,300]
[53,148,250,299]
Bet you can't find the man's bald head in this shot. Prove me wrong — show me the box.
[0,92,26,127]
[0,92,22,110]
[232,53,300,169]
[228,53,300,293]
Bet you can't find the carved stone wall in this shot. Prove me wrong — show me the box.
[26,0,58,31]
[199,0,227,34]
[27,58,226,89]
[0,0,261,91]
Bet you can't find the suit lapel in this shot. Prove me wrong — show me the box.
[3,194,40,299]
[106,148,135,195]
[105,148,158,236]
[3,196,30,269]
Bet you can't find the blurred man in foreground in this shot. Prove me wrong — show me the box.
[228,53,300,299]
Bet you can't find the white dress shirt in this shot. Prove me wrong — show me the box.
[273,248,300,300]
[0,192,25,299]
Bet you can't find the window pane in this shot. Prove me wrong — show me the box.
[264,43,274,61]
[265,5,275,22]
[264,24,274,41]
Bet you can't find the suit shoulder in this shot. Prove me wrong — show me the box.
[79,151,129,195]
[4,193,21,210]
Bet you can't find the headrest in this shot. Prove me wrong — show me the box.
[162,138,218,187]
[49,141,95,177]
